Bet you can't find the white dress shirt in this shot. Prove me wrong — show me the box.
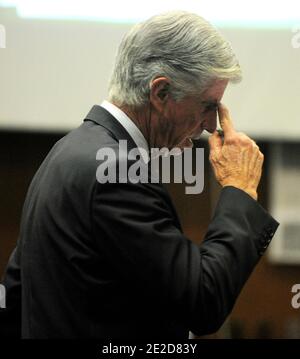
[100,100,149,162]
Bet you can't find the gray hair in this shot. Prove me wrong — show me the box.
[108,11,242,107]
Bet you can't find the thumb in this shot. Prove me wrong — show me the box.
[208,130,222,153]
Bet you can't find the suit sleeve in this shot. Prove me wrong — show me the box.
[91,181,279,335]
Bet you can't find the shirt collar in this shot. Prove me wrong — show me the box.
[100,100,149,161]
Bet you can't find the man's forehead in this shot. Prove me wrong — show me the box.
[201,79,229,102]
[203,80,228,95]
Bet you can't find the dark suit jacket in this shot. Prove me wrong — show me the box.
[0,105,279,339]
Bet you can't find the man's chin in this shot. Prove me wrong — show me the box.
[155,138,194,152]
[176,138,194,150]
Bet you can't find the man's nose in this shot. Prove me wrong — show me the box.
[203,113,217,133]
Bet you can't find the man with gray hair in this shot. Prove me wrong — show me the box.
[1,11,278,339]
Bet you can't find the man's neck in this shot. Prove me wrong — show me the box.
[117,103,153,148]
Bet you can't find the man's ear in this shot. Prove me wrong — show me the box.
[149,77,171,113]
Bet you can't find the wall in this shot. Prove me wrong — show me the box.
[1,7,300,138]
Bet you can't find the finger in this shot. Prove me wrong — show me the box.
[247,145,260,176]
[208,130,223,153]
[253,153,264,183]
[218,104,235,138]
[255,152,264,172]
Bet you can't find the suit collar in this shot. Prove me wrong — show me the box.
[83,106,181,229]
[101,101,149,158]
[83,105,137,151]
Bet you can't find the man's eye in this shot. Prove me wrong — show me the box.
[203,105,218,113]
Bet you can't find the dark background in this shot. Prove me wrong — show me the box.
[1,130,300,338]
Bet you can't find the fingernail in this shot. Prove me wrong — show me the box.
[217,129,224,138]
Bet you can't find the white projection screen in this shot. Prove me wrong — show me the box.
[0,0,300,139]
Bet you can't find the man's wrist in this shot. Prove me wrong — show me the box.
[223,185,257,201]
[244,189,258,201]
